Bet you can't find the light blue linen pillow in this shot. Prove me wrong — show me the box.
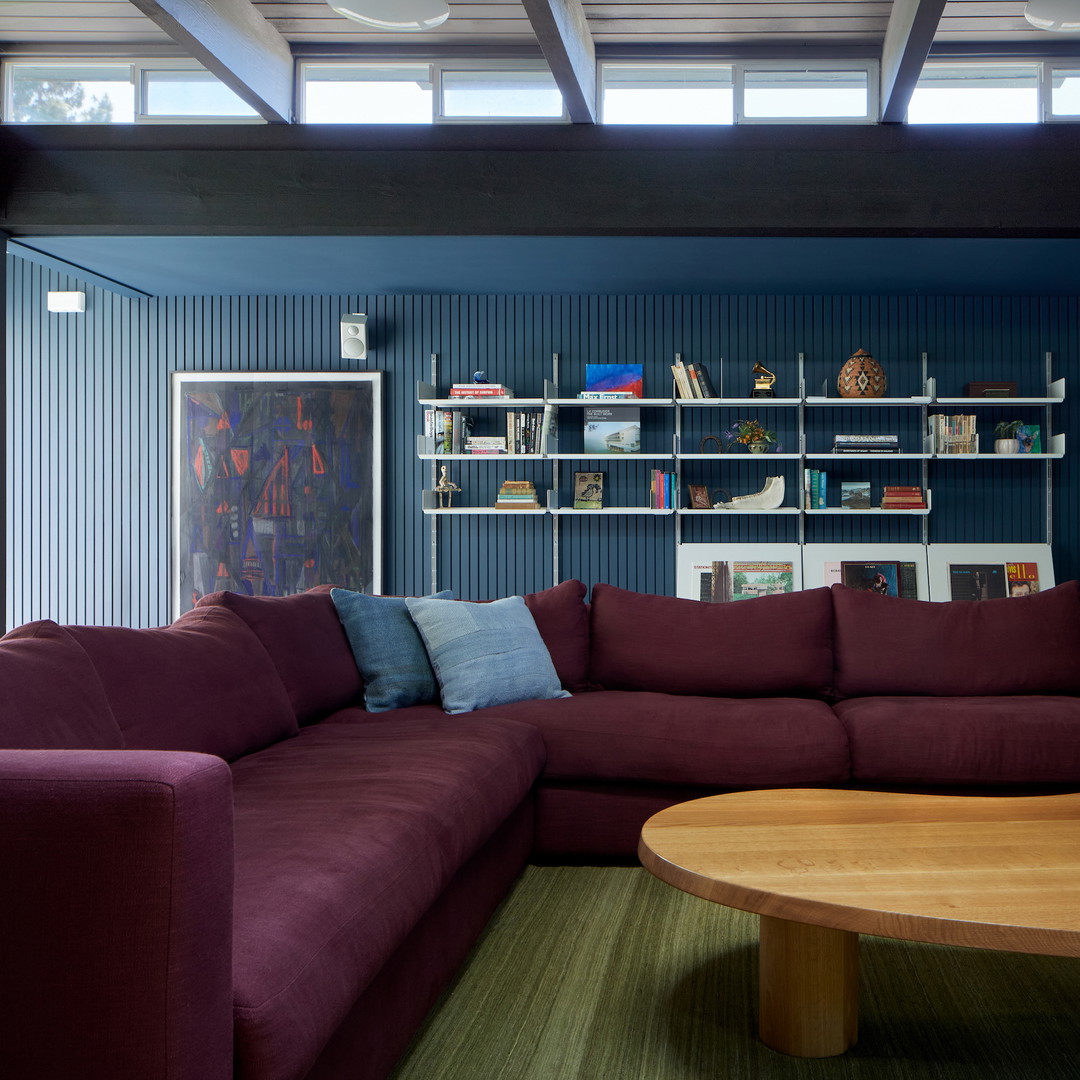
[331,588,453,712]
[405,594,571,715]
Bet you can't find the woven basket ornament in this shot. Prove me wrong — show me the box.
[837,348,887,398]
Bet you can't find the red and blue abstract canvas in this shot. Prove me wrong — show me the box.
[172,373,382,615]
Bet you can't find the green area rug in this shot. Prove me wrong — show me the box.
[391,866,1080,1080]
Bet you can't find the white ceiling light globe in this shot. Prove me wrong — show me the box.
[330,0,450,30]
[1024,0,1080,31]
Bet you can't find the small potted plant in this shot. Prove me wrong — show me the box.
[993,419,1024,455]
[725,419,778,454]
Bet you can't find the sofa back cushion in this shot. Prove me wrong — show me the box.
[197,586,363,725]
[0,620,125,749]
[522,579,591,692]
[67,606,297,761]
[588,583,834,697]
[831,580,1080,697]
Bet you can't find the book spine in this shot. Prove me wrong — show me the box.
[686,365,705,399]
[695,362,717,398]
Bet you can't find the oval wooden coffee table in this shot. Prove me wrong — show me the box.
[639,788,1080,1058]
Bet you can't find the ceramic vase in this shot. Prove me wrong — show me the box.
[748,440,769,454]
[994,438,1019,454]
[837,348,887,398]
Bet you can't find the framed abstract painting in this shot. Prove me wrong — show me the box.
[171,372,382,617]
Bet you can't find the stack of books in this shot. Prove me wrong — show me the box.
[881,486,927,510]
[832,434,899,454]
[494,480,540,509]
[929,413,977,454]
[465,436,506,455]
[670,358,717,399]
[448,382,513,398]
[803,469,828,509]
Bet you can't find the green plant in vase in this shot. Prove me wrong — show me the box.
[993,419,1024,455]
[724,419,778,454]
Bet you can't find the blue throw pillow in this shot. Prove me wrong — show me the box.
[331,589,453,712]
[405,594,571,715]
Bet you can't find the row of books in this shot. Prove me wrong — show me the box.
[424,407,556,454]
[650,470,677,509]
[803,469,828,509]
[424,409,475,454]
[670,358,717,400]
[929,413,977,454]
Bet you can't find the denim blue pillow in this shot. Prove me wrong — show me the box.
[331,589,453,712]
[405,594,571,715]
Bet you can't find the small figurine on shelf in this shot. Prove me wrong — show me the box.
[751,361,777,398]
[434,465,461,508]
[472,370,489,383]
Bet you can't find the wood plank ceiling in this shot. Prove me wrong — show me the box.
[0,0,1061,50]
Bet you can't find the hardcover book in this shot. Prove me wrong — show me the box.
[583,406,641,454]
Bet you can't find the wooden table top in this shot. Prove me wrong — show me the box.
[639,789,1080,958]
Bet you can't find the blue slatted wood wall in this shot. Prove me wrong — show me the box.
[6,252,1079,628]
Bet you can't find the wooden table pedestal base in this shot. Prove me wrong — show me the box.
[758,915,859,1057]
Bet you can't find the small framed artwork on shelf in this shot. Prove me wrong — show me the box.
[573,471,604,509]
[585,363,643,398]
[687,484,712,509]
[840,480,872,509]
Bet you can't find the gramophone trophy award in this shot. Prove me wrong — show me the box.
[751,361,777,398]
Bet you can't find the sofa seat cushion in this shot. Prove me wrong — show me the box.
[588,583,834,697]
[197,586,362,725]
[463,690,850,787]
[66,607,298,762]
[228,717,545,1080]
[835,695,1080,784]
[0,620,125,749]
[831,580,1080,698]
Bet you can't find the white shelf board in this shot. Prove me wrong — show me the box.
[805,507,931,515]
[676,452,802,461]
[805,453,932,460]
[934,397,1059,406]
[676,397,801,407]
[547,397,673,407]
[422,506,547,515]
[676,507,802,515]
[418,453,542,461]
[547,452,674,461]
[805,396,932,406]
[419,397,546,408]
[550,507,674,515]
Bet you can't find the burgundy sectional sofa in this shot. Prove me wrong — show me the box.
[3,577,1080,1080]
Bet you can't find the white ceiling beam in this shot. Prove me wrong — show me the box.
[520,0,597,123]
[880,0,949,123]
[128,0,294,123]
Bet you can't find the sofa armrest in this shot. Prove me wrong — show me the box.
[0,750,234,1080]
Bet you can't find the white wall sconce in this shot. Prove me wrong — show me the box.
[47,291,86,313]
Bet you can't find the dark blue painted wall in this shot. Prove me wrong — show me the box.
[6,254,1078,628]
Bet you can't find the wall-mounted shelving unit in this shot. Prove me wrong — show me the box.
[417,353,1064,591]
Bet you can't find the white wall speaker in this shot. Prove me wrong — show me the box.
[340,313,368,359]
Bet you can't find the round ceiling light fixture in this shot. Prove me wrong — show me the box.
[1024,0,1080,31]
[329,0,450,30]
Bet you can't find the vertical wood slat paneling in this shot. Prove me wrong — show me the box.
[5,264,1079,629]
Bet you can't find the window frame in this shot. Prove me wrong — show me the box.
[298,58,569,124]
[1043,62,1080,123]
[598,61,736,126]
[1,57,265,124]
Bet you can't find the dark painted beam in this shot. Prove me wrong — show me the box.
[128,0,294,123]
[520,0,597,123]
[1,125,1078,239]
[880,0,948,123]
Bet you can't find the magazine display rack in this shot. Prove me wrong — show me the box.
[415,353,1064,590]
